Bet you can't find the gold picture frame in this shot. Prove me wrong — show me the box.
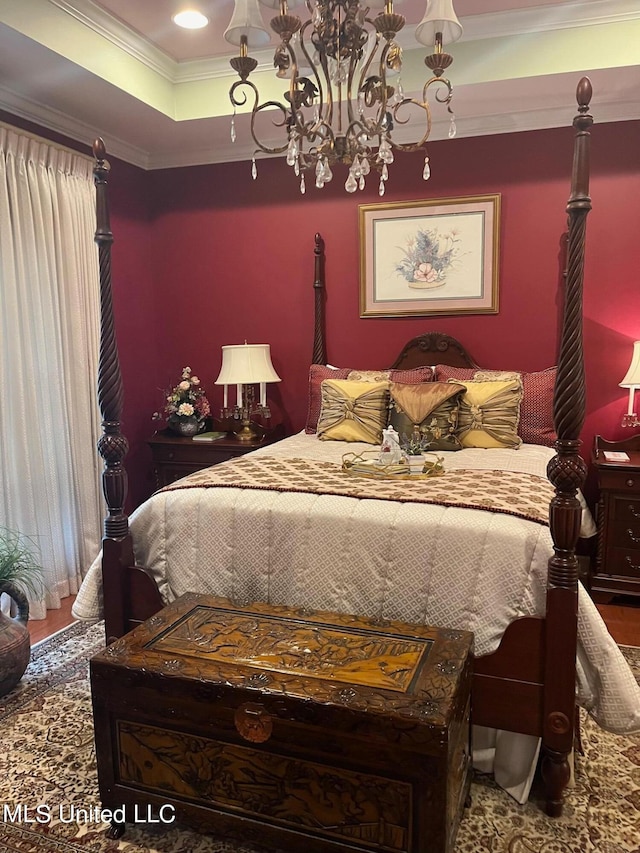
[359,194,501,318]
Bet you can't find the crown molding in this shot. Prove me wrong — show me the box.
[0,82,151,169]
[49,0,640,85]
[48,0,176,80]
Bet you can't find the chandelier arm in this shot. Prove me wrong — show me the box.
[298,18,327,122]
[387,98,433,152]
[251,100,294,155]
[229,79,258,111]
[423,75,453,107]
[352,22,381,127]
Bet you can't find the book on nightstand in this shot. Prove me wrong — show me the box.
[192,431,226,442]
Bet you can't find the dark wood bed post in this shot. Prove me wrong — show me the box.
[93,139,130,643]
[312,233,327,365]
[541,77,593,817]
[93,139,163,644]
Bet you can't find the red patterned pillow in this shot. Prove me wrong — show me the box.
[305,365,351,433]
[435,365,475,382]
[436,364,556,446]
[520,367,557,446]
[390,366,434,384]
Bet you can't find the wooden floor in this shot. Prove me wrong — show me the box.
[28,594,640,646]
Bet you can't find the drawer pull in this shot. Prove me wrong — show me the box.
[626,556,640,573]
[627,479,635,488]
[629,504,640,518]
[627,528,640,544]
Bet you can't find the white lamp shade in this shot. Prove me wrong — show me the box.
[620,341,640,387]
[224,0,271,48]
[215,344,281,385]
[415,0,463,47]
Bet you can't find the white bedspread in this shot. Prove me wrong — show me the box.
[74,434,640,744]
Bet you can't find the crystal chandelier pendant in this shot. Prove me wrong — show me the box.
[448,116,457,139]
[294,157,300,177]
[230,115,236,144]
[423,155,431,181]
[300,172,306,195]
[286,133,299,167]
[345,172,358,193]
[359,175,365,191]
[378,176,385,197]
[381,164,389,181]
[251,157,257,180]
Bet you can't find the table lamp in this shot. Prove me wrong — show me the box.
[215,343,281,440]
[620,340,640,428]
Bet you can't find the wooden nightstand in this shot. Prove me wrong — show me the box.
[591,434,640,601]
[148,425,285,488]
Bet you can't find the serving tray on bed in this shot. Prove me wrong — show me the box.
[341,451,445,480]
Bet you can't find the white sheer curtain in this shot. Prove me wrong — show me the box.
[0,123,103,619]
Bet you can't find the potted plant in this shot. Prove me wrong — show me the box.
[400,430,432,474]
[0,527,45,697]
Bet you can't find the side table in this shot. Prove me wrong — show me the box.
[148,425,285,488]
[591,434,640,601]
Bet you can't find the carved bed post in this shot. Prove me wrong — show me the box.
[312,233,327,365]
[93,138,131,643]
[541,78,593,816]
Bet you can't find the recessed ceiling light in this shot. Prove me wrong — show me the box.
[172,10,209,29]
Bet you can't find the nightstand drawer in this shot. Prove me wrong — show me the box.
[604,547,640,578]
[597,469,640,492]
[610,498,640,549]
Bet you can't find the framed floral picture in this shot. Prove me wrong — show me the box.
[359,194,500,317]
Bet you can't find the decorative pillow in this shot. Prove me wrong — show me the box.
[317,379,389,444]
[305,365,351,433]
[348,366,434,384]
[435,364,475,383]
[306,365,433,434]
[388,382,465,451]
[438,364,557,446]
[517,367,557,446]
[452,379,523,449]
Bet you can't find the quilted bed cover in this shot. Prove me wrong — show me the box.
[74,433,640,742]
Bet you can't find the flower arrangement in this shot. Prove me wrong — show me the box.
[400,430,432,456]
[395,227,461,286]
[156,367,211,427]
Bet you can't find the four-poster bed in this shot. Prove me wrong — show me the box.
[78,79,640,819]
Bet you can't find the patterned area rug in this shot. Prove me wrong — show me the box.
[0,622,638,853]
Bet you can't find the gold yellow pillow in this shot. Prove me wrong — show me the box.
[317,379,389,443]
[389,382,465,451]
[452,379,523,449]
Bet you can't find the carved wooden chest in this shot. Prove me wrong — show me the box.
[90,593,473,853]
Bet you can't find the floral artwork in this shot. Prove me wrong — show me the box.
[359,195,500,317]
[395,227,461,289]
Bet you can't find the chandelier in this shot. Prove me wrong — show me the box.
[225,0,463,195]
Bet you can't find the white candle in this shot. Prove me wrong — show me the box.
[237,383,243,409]
[260,382,266,407]
[223,384,228,409]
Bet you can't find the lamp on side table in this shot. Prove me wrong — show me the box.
[215,343,281,441]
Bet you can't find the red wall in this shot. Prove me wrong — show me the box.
[5,110,640,511]
[144,118,640,508]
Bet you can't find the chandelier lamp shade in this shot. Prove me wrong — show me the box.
[620,341,640,429]
[224,0,463,195]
